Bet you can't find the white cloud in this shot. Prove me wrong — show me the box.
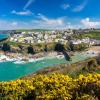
[61,4,70,10]
[0,17,81,30]
[11,10,33,16]
[0,20,16,30]
[66,23,81,29]
[11,22,18,26]
[72,0,88,12]
[28,16,81,29]
[0,17,65,30]
[0,20,31,30]
[81,18,100,28]
[2,15,100,30]
[31,13,65,29]
[24,0,35,10]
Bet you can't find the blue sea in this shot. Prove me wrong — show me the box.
[0,33,9,40]
[0,53,92,82]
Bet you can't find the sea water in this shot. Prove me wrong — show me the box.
[0,33,9,40]
[0,53,92,81]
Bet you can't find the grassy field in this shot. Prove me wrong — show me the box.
[16,29,53,32]
[82,31,100,39]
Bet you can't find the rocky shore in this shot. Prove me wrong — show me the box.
[0,51,66,64]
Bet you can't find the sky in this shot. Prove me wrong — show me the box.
[0,0,100,30]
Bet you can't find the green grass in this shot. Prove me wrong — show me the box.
[95,70,100,74]
[72,31,100,40]
[82,31,100,39]
[16,29,53,32]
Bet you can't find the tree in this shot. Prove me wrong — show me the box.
[44,44,48,52]
[55,43,71,61]
[69,41,74,51]
[2,43,11,52]
[18,45,24,50]
[27,45,35,54]
[54,43,65,52]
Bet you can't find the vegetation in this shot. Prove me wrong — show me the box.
[82,31,100,39]
[54,43,71,61]
[27,45,35,54]
[73,31,100,40]
[35,57,98,77]
[16,29,52,32]
[73,43,89,51]
[44,44,48,52]
[54,43,65,52]
[2,43,11,52]
[0,73,100,100]
[0,33,90,54]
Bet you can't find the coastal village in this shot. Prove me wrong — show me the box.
[0,29,100,64]
[9,29,100,46]
[10,29,73,44]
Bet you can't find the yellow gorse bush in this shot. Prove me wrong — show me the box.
[0,73,100,100]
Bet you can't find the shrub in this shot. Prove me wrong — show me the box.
[0,73,100,100]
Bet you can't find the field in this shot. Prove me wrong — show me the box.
[82,31,100,39]
[16,29,53,32]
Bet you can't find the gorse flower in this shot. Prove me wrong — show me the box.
[0,73,100,100]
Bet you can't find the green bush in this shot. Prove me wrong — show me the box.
[0,73,100,100]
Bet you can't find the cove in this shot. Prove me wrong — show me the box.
[0,53,94,81]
